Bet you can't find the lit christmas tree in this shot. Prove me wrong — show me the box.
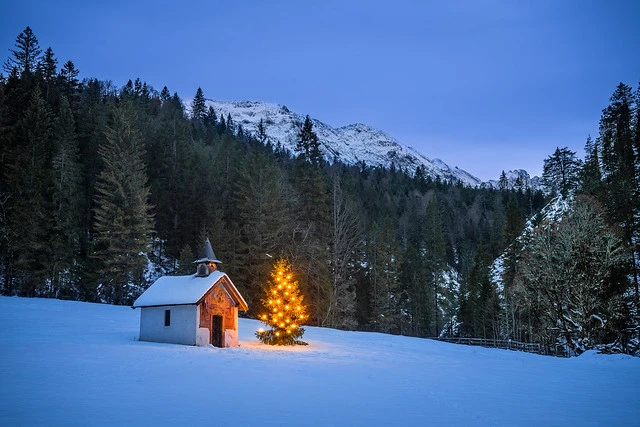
[256,259,308,345]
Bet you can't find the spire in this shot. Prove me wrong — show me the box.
[194,238,222,277]
[194,238,222,264]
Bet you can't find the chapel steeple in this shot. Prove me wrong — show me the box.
[194,238,222,277]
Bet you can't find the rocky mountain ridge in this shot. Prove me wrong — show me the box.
[188,99,542,189]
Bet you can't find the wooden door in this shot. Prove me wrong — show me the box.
[211,315,223,347]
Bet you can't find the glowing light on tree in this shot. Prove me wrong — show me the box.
[255,259,308,345]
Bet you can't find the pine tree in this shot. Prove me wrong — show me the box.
[51,96,83,297]
[257,118,267,144]
[177,245,195,275]
[233,151,292,312]
[295,115,322,166]
[191,87,206,121]
[3,26,41,75]
[542,147,582,196]
[4,87,55,295]
[205,106,217,127]
[598,83,638,298]
[400,206,432,337]
[515,197,627,354]
[634,83,640,168]
[458,249,499,339]
[498,170,508,191]
[423,196,447,335]
[93,102,155,305]
[368,217,402,333]
[37,47,58,101]
[226,113,234,134]
[256,259,309,345]
[59,60,80,97]
[146,89,190,257]
[326,174,360,329]
[501,194,525,339]
[580,135,602,197]
[160,86,171,104]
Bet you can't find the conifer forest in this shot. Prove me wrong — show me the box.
[1,27,639,355]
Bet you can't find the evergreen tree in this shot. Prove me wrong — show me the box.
[256,259,309,345]
[515,197,627,354]
[3,26,41,76]
[4,87,54,295]
[542,147,582,196]
[580,135,602,197]
[326,174,360,329]
[233,151,293,312]
[177,245,195,275]
[634,84,640,168]
[598,83,638,298]
[458,249,499,339]
[205,106,217,127]
[368,217,402,333]
[51,97,83,297]
[146,87,191,257]
[498,170,508,191]
[58,60,80,98]
[159,86,171,104]
[423,196,447,335]
[295,115,322,166]
[93,102,155,305]
[37,47,58,101]
[501,193,525,339]
[257,118,267,144]
[226,113,234,134]
[400,207,432,337]
[191,87,206,121]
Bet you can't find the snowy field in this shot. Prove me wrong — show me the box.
[1,297,639,426]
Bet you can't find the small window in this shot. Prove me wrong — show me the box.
[164,309,171,326]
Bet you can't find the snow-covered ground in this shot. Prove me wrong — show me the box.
[1,296,638,426]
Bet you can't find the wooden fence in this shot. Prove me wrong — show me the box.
[431,337,568,357]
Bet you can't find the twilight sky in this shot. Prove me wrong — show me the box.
[2,0,639,181]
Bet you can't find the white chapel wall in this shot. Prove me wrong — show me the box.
[139,305,197,345]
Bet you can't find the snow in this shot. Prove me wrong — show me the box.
[132,272,225,307]
[186,99,484,187]
[133,271,248,311]
[484,169,546,193]
[491,195,572,292]
[1,296,639,426]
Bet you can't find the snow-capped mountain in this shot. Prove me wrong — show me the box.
[484,169,545,192]
[190,100,483,186]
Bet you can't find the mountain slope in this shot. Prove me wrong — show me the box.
[491,195,572,291]
[194,100,483,186]
[2,296,639,426]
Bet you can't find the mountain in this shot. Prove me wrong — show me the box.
[190,100,484,186]
[483,169,546,192]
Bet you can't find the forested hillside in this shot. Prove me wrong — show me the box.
[1,28,638,354]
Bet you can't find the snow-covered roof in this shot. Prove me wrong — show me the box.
[132,271,248,311]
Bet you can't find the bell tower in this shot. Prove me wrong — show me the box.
[193,238,222,277]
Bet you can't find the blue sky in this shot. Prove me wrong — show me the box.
[2,0,639,180]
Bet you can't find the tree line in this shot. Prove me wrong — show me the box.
[493,82,640,355]
[1,27,637,354]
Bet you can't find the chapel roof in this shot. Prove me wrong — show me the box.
[132,270,248,311]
